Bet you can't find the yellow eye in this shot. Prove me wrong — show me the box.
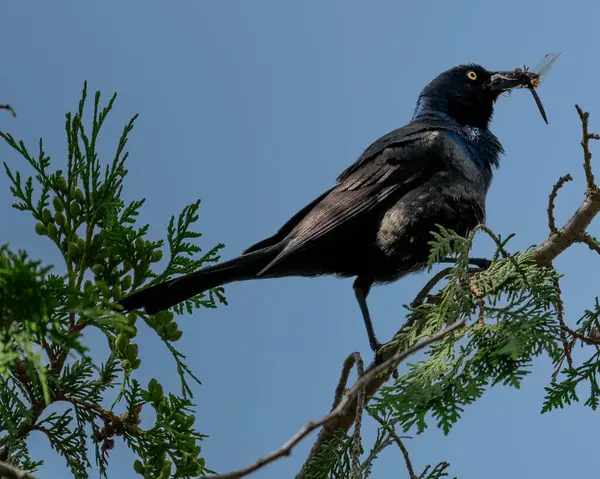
[467,70,477,81]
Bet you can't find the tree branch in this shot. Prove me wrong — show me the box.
[533,192,600,265]
[551,278,574,380]
[410,267,453,308]
[331,353,360,410]
[371,413,417,479]
[533,105,600,265]
[579,232,600,255]
[55,395,142,436]
[0,460,38,479]
[207,320,466,479]
[577,105,598,190]
[350,352,364,477]
[547,174,573,233]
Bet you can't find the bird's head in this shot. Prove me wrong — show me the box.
[413,64,528,129]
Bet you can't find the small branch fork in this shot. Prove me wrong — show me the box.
[371,414,417,479]
[540,106,600,380]
[535,105,600,265]
[206,320,466,479]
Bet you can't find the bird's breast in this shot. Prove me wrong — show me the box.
[375,180,485,268]
[444,128,500,190]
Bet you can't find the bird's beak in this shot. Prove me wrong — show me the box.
[488,70,533,91]
[488,69,549,124]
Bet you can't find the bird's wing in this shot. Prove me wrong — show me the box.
[242,188,334,254]
[258,123,449,275]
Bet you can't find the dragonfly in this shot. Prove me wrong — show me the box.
[513,52,561,124]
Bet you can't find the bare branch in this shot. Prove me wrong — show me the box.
[534,192,600,264]
[410,267,453,308]
[548,174,573,233]
[533,106,600,265]
[332,353,360,410]
[468,276,485,325]
[562,323,600,346]
[55,395,142,435]
[372,413,417,479]
[576,104,598,190]
[551,278,574,380]
[579,232,600,255]
[207,320,466,479]
[350,352,364,477]
[0,461,38,479]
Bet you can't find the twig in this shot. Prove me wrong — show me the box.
[473,225,524,276]
[412,259,490,311]
[55,395,142,435]
[372,413,417,479]
[0,104,16,117]
[410,268,453,308]
[562,324,600,346]
[332,354,359,410]
[350,352,364,477]
[534,106,600,265]
[551,278,573,379]
[296,353,363,479]
[207,320,466,479]
[0,460,38,479]
[41,338,56,365]
[552,337,577,382]
[418,462,450,479]
[579,232,600,255]
[576,104,597,190]
[548,174,573,233]
[468,277,485,325]
[534,192,600,264]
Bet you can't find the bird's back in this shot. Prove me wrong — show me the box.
[246,120,502,281]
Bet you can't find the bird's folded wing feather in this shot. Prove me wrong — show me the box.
[258,124,447,274]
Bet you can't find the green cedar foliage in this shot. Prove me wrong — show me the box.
[0,83,226,478]
[306,224,600,478]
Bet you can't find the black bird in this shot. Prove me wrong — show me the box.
[119,64,533,353]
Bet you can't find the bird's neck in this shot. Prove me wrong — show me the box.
[412,95,493,130]
[446,128,503,178]
[412,96,455,123]
[412,95,503,175]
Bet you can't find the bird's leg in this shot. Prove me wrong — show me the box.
[439,257,491,269]
[353,277,382,355]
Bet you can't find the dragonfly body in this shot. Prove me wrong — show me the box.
[508,52,561,123]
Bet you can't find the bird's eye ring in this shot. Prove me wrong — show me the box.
[466,71,477,81]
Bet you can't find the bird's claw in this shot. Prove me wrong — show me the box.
[470,258,492,269]
[372,341,385,364]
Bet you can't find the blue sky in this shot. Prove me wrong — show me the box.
[2,1,600,478]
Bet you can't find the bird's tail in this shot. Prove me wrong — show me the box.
[117,245,282,315]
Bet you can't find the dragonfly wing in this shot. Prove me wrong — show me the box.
[532,52,562,85]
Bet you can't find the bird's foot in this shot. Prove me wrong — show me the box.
[373,346,399,379]
[439,257,492,269]
[469,257,492,269]
[372,340,384,364]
